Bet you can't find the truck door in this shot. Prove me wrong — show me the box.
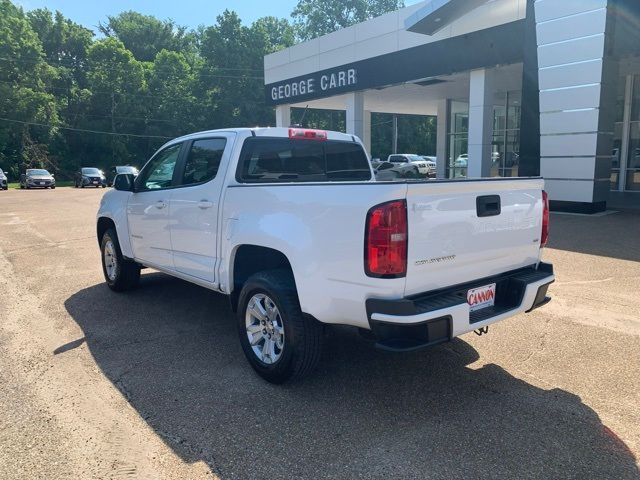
[168,134,235,284]
[127,142,183,270]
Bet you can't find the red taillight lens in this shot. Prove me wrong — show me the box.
[288,128,328,141]
[541,190,550,248]
[365,200,408,277]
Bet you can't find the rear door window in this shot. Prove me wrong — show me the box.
[237,138,371,183]
[180,138,227,186]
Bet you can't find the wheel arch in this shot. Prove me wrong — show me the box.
[229,245,296,313]
[97,216,116,247]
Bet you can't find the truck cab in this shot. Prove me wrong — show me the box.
[97,127,553,383]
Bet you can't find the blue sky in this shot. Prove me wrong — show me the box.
[14,0,422,31]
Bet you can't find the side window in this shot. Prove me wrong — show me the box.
[180,138,227,186]
[137,143,182,191]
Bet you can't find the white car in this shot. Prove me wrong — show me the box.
[387,154,434,176]
[97,127,554,383]
[455,154,468,168]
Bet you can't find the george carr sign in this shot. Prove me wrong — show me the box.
[268,68,358,103]
[264,21,526,106]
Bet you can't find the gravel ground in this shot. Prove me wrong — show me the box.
[0,188,638,479]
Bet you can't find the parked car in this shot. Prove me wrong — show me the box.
[107,166,139,187]
[455,154,468,168]
[97,127,554,384]
[420,156,437,177]
[0,168,7,190]
[387,154,433,176]
[20,169,55,189]
[75,167,107,188]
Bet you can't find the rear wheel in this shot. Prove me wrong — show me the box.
[237,270,323,384]
[101,228,140,292]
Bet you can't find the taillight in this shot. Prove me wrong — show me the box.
[288,128,328,141]
[541,190,550,248]
[365,200,408,278]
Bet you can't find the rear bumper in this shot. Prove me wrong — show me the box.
[365,263,555,352]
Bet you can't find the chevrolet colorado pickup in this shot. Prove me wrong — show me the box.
[97,127,554,383]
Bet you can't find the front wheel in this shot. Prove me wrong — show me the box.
[237,270,323,384]
[101,228,140,292]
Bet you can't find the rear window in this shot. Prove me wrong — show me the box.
[236,138,371,183]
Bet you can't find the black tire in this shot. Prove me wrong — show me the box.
[100,228,140,292]
[81,183,85,188]
[51,185,55,189]
[237,270,323,384]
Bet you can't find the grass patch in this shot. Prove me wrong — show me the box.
[8,181,74,189]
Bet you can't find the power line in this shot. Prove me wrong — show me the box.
[0,117,174,139]
[0,56,265,79]
[0,77,263,102]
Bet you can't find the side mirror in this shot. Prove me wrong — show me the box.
[114,173,136,192]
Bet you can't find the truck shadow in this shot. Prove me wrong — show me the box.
[64,273,639,479]
[548,211,640,262]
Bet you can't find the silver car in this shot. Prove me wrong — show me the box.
[0,168,7,190]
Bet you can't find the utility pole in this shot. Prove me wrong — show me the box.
[392,114,398,154]
[111,92,116,166]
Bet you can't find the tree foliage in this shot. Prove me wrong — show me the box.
[0,0,434,181]
[292,0,404,40]
[98,11,194,62]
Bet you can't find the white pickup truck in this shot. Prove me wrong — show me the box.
[97,127,554,383]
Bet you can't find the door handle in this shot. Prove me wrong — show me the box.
[476,195,501,217]
[155,200,167,209]
[198,200,214,209]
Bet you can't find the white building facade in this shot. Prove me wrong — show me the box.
[264,0,640,212]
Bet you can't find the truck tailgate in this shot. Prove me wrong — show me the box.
[404,178,545,296]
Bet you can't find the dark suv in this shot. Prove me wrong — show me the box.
[107,165,138,187]
[75,167,107,188]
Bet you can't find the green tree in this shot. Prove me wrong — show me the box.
[0,0,59,178]
[197,10,284,128]
[98,11,194,62]
[292,0,404,40]
[80,38,148,169]
[147,50,197,138]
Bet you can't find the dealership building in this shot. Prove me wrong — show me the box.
[263,0,640,212]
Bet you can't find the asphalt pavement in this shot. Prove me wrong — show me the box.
[0,188,638,479]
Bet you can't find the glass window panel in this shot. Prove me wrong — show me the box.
[628,123,640,168]
[611,170,620,191]
[447,135,467,178]
[505,131,520,177]
[138,143,182,191]
[507,91,522,130]
[626,170,640,191]
[615,76,627,123]
[625,122,640,191]
[491,133,504,177]
[612,123,623,170]
[493,92,507,132]
[449,101,469,134]
[182,138,227,186]
[632,75,640,121]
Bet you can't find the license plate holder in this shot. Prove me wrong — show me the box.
[467,283,496,312]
